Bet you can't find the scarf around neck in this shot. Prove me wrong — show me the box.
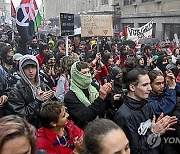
[70,62,99,107]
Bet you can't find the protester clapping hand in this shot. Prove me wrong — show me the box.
[0,95,8,107]
[151,113,177,135]
[99,82,112,100]
[37,87,54,101]
[48,66,56,76]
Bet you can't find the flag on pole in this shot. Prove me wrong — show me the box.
[16,0,42,42]
[29,0,42,32]
[122,26,127,40]
[34,10,42,32]
[120,26,127,42]
[11,0,16,18]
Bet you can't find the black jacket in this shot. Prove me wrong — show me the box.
[64,89,108,129]
[168,104,180,153]
[4,79,46,128]
[0,66,9,117]
[114,96,159,154]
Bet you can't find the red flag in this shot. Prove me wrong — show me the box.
[11,0,16,18]
[122,26,128,38]
[20,0,39,21]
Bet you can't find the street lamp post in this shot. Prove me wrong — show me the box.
[111,3,121,34]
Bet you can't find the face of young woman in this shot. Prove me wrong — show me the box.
[108,55,114,65]
[139,58,144,66]
[100,129,130,154]
[43,48,49,54]
[1,136,31,154]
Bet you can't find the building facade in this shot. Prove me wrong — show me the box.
[0,0,6,24]
[44,0,180,41]
[44,0,94,18]
[118,0,180,41]
[44,0,116,18]
[43,0,115,29]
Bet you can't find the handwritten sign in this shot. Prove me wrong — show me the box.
[80,15,113,37]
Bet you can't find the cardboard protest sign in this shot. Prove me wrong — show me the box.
[80,15,113,37]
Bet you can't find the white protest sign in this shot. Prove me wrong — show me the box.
[80,15,113,37]
[127,20,153,44]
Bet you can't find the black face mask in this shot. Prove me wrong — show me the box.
[2,56,13,65]
[31,44,38,49]
[114,77,123,87]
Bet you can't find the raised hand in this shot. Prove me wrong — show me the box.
[166,71,176,89]
[73,135,84,153]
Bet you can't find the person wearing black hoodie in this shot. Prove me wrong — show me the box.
[0,45,14,72]
[0,65,9,117]
[156,54,168,74]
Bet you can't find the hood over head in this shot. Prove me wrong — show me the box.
[19,55,40,89]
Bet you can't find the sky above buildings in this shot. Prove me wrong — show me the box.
[6,0,42,9]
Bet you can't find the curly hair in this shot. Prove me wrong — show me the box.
[59,56,74,76]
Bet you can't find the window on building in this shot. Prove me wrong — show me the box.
[142,0,155,2]
[163,24,180,41]
[124,0,135,5]
[102,0,108,5]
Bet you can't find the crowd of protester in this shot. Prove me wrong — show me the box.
[0,24,180,154]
